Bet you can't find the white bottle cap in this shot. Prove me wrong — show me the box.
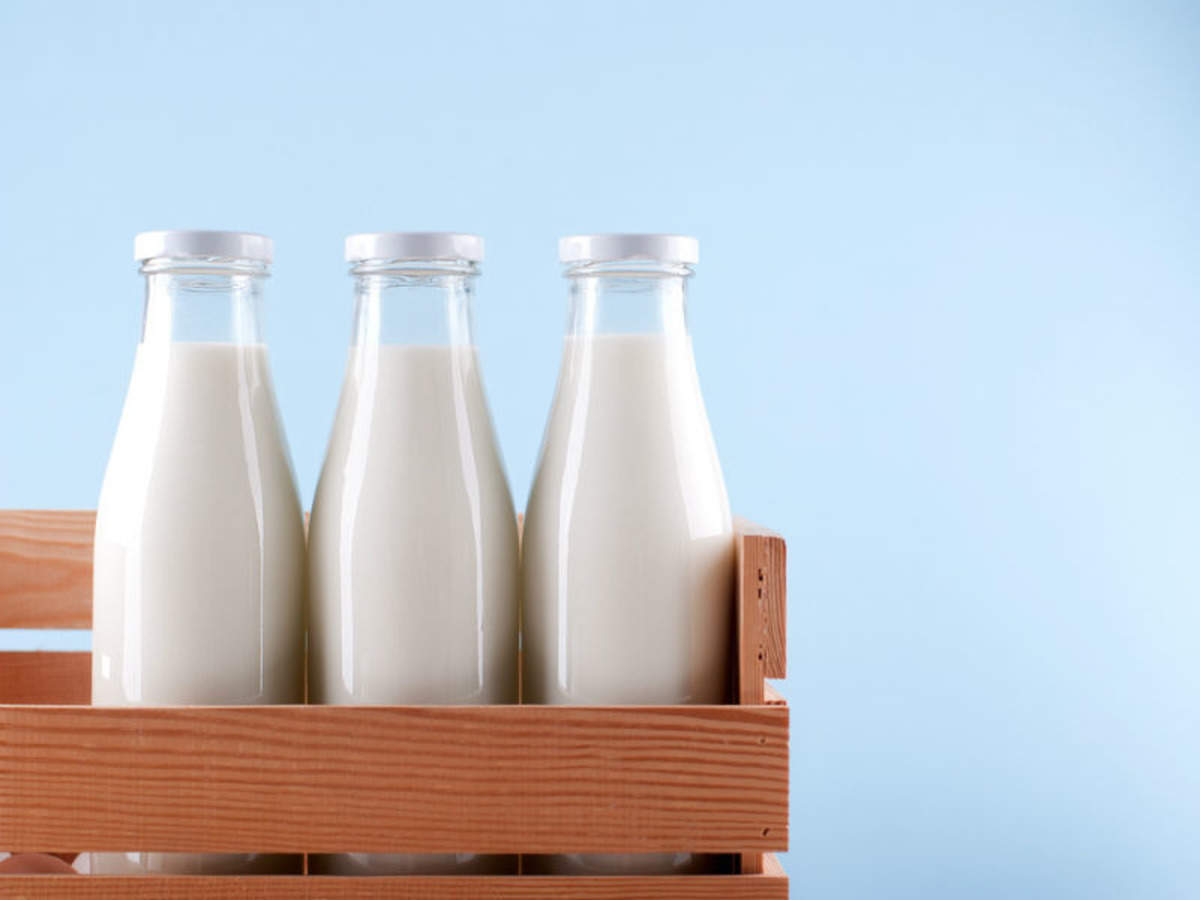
[558,234,699,265]
[134,230,273,263]
[345,232,484,263]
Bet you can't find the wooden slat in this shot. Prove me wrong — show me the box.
[0,868,788,899]
[763,683,786,706]
[735,523,787,705]
[762,852,786,877]
[0,704,787,854]
[735,521,786,693]
[735,522,787,877]
[0,652,89,704]
[0,513,788,671]
[0,511,94,629]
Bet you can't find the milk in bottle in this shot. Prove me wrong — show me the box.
[522,234,735,875]
[307,233,518,876]
[91,230,305,875]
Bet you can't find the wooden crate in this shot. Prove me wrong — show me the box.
[0,510,788,898]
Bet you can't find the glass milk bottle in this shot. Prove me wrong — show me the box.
[522,234,735,876]
[307,233,519,876]
[91,230,305,875]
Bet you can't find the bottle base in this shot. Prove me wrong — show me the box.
[307,853,518,875]
[522,853,731,875]
[86,852,302,875]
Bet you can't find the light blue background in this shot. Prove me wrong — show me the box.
[1,1,1197,896]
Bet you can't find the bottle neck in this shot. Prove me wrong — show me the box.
[351,259,477,346]
[140,257,269,345]
[565,259,692,339]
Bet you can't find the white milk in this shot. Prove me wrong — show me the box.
[307,343,518,876]
[523,333,734,705]
[92,341,306,875]
[522,333,734,875]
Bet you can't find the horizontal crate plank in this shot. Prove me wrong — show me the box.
[0,652,89,704]
[0,705,787,854]
[0,511,94,629]
[0,866,787,900]
[0,516,788,673]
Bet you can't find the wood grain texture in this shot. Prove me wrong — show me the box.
[0,865,788,899]
[0,510,790,893]
[0,511,94,629]
[735,522,787,877]
[763,852,786,877]
[0,704,787,854]
[763,683,786,706]
[735,521,786,691]
[0,652,89,704]
[736,524,787,707]
[0,513,788,670]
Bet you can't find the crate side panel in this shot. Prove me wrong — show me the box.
[0,705,788,855]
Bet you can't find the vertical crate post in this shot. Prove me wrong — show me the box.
[736,521,787,874]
